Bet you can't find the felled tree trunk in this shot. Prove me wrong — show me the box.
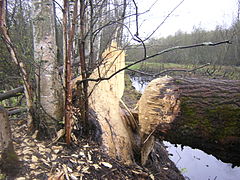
[0,106,19,176]
[138,76,240,165]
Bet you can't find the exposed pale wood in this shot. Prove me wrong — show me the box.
[138,76,180,136]
[83,42,135,164]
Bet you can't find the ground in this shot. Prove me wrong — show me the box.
[0,74,184,180]
[0,117,183,180]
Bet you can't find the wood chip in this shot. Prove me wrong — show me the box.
[81,167,89,173]
[150,174,155,180]
[32,155,38,163]
[30,164,37,169]
[71,154,78,158]
[15,177,25,180]
[79,151,85,157]
[70,174,78,180]
[87,152,91,161]
[67,167,73,173]
[51,154,57,160]
[32,130,38,139]
[92,164,100,169]
[22,148,32,155]
[100,162,112,168]
[52,146,63,154]
[38,146,45,152]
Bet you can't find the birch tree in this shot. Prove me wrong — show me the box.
[32,0,63,136]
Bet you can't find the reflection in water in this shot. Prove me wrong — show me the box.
[164,141,240,180]
[131,76,240,180]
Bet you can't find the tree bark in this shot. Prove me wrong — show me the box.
[0,106,19,176]
[32,0,63,136]
[138,76,240,165]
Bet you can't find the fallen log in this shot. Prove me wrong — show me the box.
[0,86,24,101]
[138,76,240,165]
[7,108,27,116]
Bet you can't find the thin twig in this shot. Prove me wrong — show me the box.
[144,0,185,41]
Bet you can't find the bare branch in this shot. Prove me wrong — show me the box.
[128,63,211,77]
[144,0,185,41]
[76,40,231,84]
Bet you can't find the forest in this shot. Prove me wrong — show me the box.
[0,0,240,180]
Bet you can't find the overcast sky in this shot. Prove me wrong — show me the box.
[132,0,238,38]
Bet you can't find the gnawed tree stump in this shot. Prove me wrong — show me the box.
[73,42,136,164]
[0,106,19,176]
[138,76,240,165]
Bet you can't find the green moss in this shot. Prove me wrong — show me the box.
[178,97,240,142]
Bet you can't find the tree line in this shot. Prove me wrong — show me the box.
[126,22,240,66]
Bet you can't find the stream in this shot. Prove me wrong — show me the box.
[131,76,240,180]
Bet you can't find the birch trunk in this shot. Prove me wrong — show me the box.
[32,0,63,134]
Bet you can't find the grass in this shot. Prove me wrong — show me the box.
[126,61,240,80]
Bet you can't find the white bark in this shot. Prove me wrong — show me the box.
[32,0,63,127]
